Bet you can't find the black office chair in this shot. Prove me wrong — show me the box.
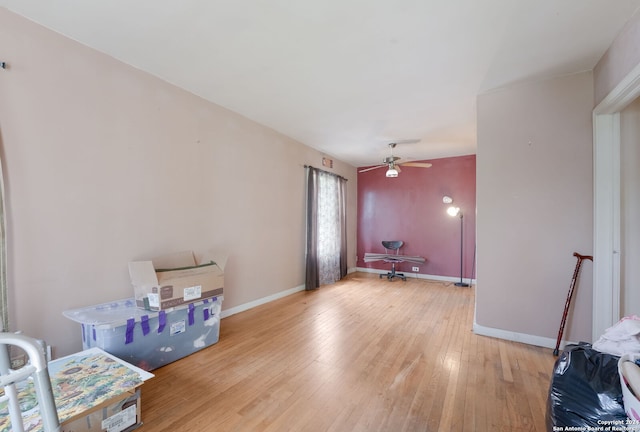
[379,240,406,281]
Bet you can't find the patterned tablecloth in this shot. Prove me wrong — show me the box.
[0,347,154,432]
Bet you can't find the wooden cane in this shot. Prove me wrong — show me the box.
[553,252,593,356]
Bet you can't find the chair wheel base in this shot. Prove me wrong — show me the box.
[382,272,406,281]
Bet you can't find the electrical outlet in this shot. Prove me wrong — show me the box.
[412,266,419,272]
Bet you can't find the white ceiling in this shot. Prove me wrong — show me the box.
[2,1,640,167]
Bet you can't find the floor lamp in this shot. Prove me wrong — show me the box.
[445,200,469,287]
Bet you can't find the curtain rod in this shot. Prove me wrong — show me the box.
[304,165,348,181]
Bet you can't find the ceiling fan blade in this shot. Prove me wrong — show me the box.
[398,162,433,168]
[358,164,387,173]
[391,139,421,145]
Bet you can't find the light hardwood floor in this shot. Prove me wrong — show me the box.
[140,272,556,431]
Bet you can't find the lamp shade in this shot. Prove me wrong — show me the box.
[447,206,460,217]
[386,167,399,177]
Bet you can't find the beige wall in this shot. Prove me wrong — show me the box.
[476,71,594,343]
[0,9,357,357]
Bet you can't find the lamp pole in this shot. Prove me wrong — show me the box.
[455,212,469,287]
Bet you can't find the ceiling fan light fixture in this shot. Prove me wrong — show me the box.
[386,167,399,177]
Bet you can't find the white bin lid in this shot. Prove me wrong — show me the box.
[63,296,223,328]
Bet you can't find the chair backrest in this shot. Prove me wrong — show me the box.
[382,241,403,254]
[0,333,60,432]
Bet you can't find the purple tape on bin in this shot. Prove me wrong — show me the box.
[158,311,166,334]
[125,318,135,344]
[92,327,96,342]
[203,299,210,320]
[188,303,195,326]
[141,315,150,336]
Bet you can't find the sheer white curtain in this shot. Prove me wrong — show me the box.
[305,167,347,290]
[317,170,342,285]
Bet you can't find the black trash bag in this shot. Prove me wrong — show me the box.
[546,342,627,430]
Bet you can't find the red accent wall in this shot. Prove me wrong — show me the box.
[357,155,476,279]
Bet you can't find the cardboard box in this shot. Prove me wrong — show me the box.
[129,251,224,311]
[0,348,152,432]
[61,389,142,432]
[53,348,153,431]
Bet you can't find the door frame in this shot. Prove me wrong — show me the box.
[593,62,640,339]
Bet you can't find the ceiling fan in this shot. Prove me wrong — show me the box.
[359,142,432,177]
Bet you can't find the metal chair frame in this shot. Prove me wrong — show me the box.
[0,333,60,432]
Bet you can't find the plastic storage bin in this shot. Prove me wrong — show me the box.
[63,296,222,371]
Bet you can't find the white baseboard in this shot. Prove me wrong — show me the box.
[355,267,476,285]
[472,322,578,350]
[220,269,357,319]
[220,284,305,319]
